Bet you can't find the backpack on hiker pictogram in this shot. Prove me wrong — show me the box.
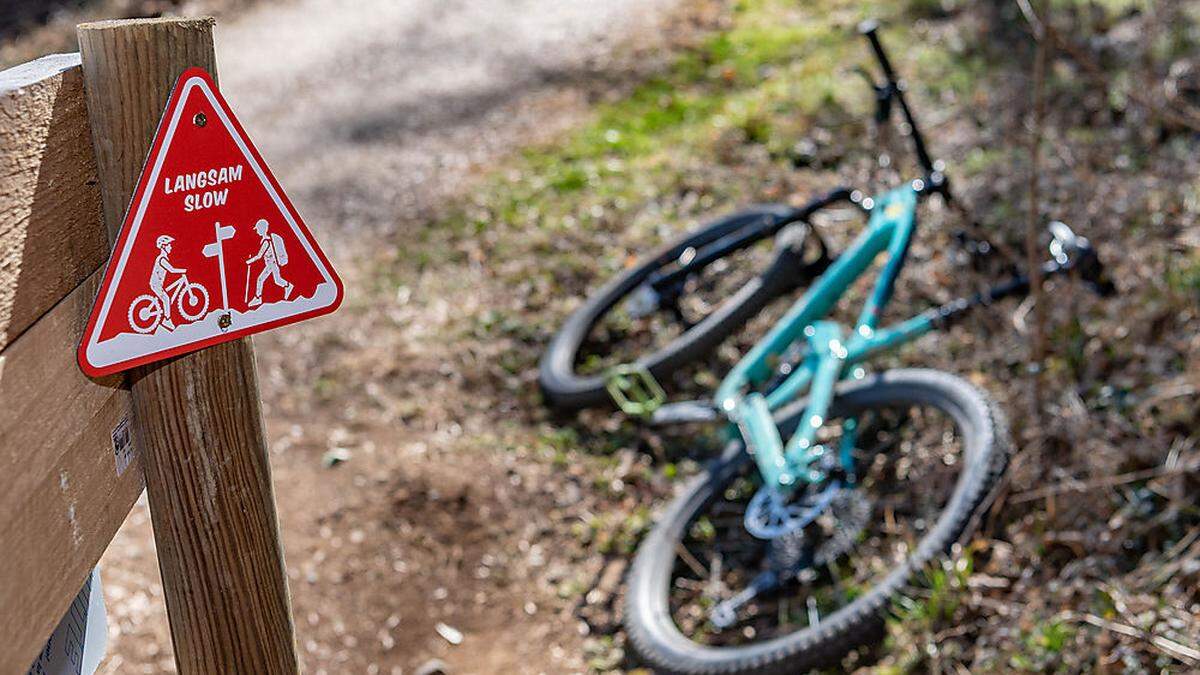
[271,232,288,265]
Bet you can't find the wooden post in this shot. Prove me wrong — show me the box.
[76,18,298,673]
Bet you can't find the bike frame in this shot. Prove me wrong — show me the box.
[612,22,1109,494]
[689,22,955,493]
[711,192,1104,496]
[714,183,935,491]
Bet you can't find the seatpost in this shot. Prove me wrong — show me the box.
[857,20,938,182]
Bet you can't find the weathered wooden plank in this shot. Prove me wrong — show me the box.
[0,53,108,352]
[79,18,298,673]
[0,273,142,673]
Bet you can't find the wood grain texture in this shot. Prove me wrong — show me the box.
[78,18,299,674]
[0,273,142,673]
[77,17,221,242]
[0,54,108,351]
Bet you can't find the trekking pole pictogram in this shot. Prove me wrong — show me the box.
[244,261,253,306]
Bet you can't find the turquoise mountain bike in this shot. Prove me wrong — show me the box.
[606,23,1115,674]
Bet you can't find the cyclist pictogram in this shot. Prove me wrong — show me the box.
[128,234,211,333]
[125,235,204,333]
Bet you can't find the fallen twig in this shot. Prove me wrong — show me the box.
[1059,610,1200,666]
[1021,0,1049,425]
[1009,460,1200,503]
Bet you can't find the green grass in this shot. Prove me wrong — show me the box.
[437,0,987,268]
[880,554,974,671]
[1168,251,1200,295]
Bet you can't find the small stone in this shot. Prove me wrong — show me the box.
[322,447,352,468]
[414,658,451,675]
[435,622,463,645]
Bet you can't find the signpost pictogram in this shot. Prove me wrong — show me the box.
[78,67,342,376]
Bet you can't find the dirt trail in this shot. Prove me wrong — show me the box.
[96,1,688,673]
[218,0,677,238]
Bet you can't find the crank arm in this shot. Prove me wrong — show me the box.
[650,399,719,425]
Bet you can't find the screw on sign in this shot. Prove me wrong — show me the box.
[78,68,342,376]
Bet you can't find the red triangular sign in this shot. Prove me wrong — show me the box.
[79,68,342,376]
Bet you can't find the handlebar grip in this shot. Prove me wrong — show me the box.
[1046,221,1117,296]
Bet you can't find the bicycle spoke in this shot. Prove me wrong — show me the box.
[666,400,966,647]
[575,221,780,378]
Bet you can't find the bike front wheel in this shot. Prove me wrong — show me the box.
[177,283,210,321]
[623,369,1010,674]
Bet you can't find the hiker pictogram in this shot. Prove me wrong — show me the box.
[246,219,294,307]
[78,67,343,377]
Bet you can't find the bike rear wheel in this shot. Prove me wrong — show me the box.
[539,204,826,411]
[624,369,1009,674]
[128,295,163,334]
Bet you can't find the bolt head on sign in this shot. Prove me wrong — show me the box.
[78,67,342,376]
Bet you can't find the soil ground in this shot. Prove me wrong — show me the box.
[7,0,1200,673]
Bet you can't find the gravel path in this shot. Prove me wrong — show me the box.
[218,0,677,236]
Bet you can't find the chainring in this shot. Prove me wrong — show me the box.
[744,482,840,539]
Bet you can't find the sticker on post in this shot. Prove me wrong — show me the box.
[78,67,342,376]
[26,567,107,675]
[111,416,135,476]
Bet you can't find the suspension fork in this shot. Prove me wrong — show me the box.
[858,21,938,181]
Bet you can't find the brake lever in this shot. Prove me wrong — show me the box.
[1047,221,1081,265]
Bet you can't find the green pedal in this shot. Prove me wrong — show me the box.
[605,364,666,417]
